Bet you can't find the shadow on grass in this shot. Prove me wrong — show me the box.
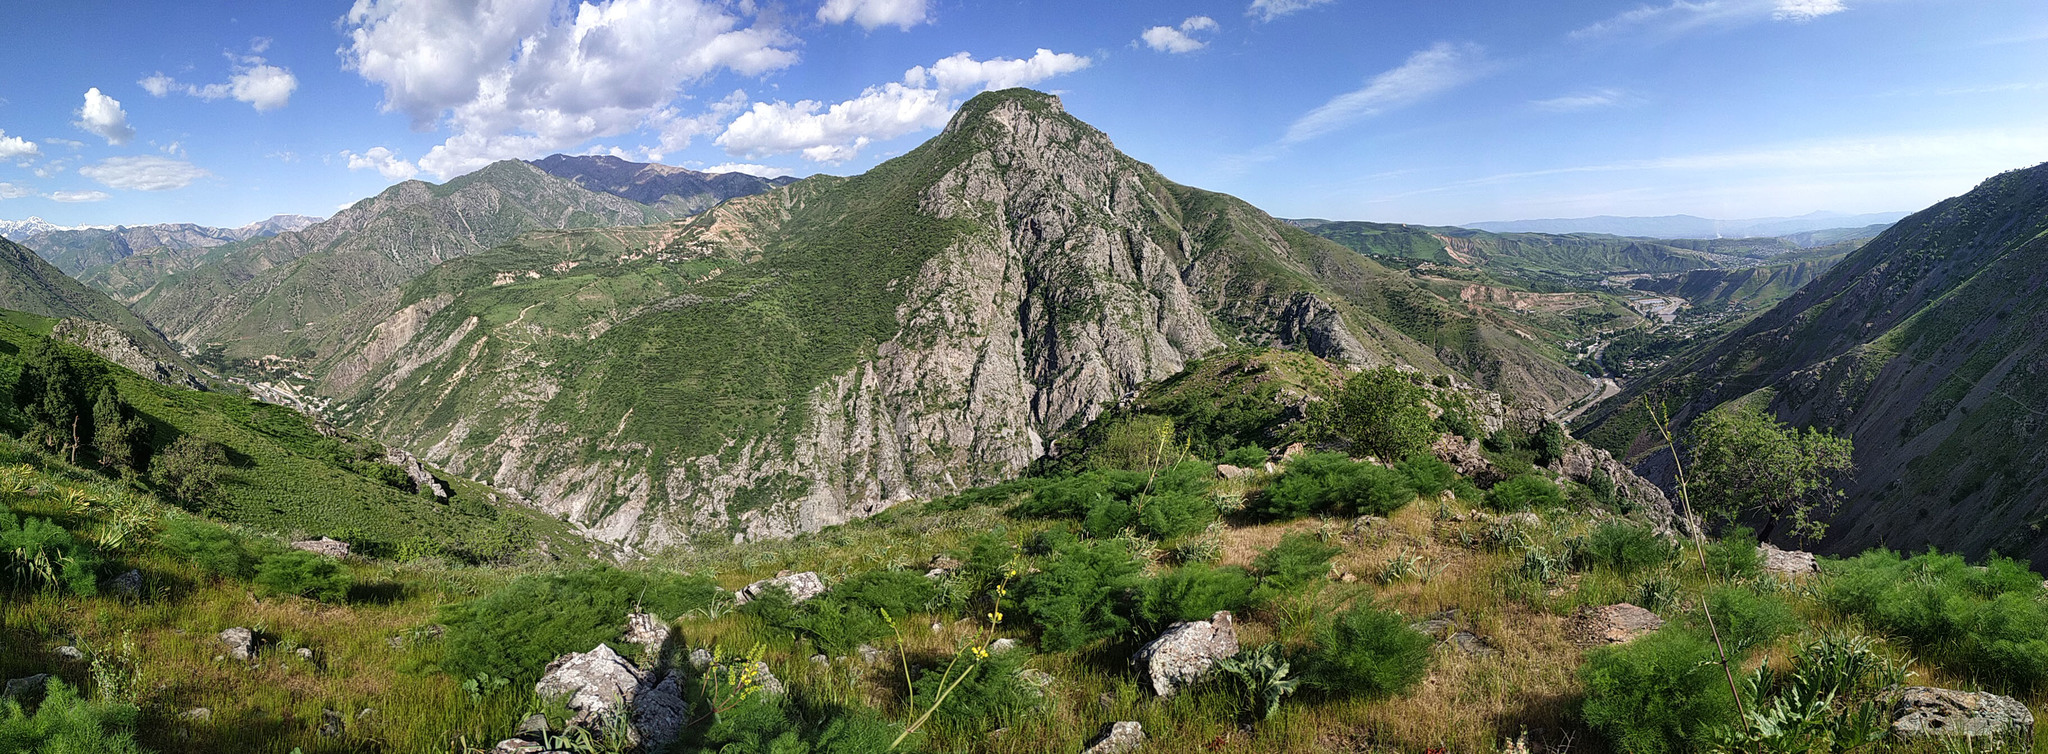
[347,580,408,605]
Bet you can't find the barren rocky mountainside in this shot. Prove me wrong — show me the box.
[302,89,1597,548]
[531,154,798,216]
[1578,160,2048,567]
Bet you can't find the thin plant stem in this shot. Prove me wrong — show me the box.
[1646,397,1751,739]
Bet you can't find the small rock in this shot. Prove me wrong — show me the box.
[856,644,885,665]
[808,654,829,667]
[1449,631,1499,658]
[733,571,826,605]
[218,627,257,661]
[1263,461,1278,474]
[1279,442,1308,461]
[55,645,85,660]
[296,647,315,661]
[493,739,548,754]
[1017,668,1054,690]
[319,708,345,737]
[514,713,551,737]
[930,622,943,633]
[1339,572,1360,583]
[109,569,142,597]
[535,644,643,716]
[3,675,50,703]
[1570,604,1665,646]
[1890,687,2034,745]
[291,538,351,558]
[1759,543,1819,577]
[928,555,963,572]
[180,707,211,721]
[1217,464,1250,480]
[1082,721,1145,754]
[1408,610,1461,641]
[750,661,787,696]
[1133,611,1238,697]
[988,638,1020,654]
[688,648,714,670]
[623,613,673,661]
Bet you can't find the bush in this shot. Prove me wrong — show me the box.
[1702,526,1762,581]
[1214,642,1301,721]
[909,648,1040,732]
[1697,587,1800,655]
[255,550,350,602]
[1579,520,1675,575]
[781,569,941,654]
[1580,629,1739,754]
[150,435,229,509]
[1135,489,1217,540]
[1019,539,1144,651]
[1251,533,1341,596]
[1484,475,1564,512]
[1330,368,1436,460]
[1823,549,2048,690]
[1254,452,1415,520]
[1015,463,1216,540]
[0,678,146,754]
[156,517,261,580]
[1137,564,1256,631]
[0,511,99,596]
[834,568,940,617]
[1220,446,1267,467]
[442,567,720,684]
[1396,453,1463,498]
[684,695,908,754]
[1307,602,1431,698]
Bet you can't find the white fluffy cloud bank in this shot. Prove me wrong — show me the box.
[74,89,135,146]
[1247,0,1336,22]
[1284,42,1488,144]
[1142,17,1220,53]
[817,0,929,30]
[0,131,39,161]
[78,155,211,191]
[343,147,422,181]
[342,0,800,178]
[716,49,1091,163]
[141,54,299,111]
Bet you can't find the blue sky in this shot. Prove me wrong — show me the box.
[1,0,2044,229]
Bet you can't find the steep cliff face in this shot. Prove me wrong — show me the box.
[1578,161,2048,566]
[315,90,1590,548]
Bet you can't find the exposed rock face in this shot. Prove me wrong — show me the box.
[50,318,204,390]
[1132,611,1239,696]
[290,538,352,558]
[218,627,257,660]
[1570,604,1665,645]
[1276,293,1371,365]
[531,643,690,752]
[1759,542,1820,576]
[1548,440,1677,533]
[1890,687,2033,745]
[1433,435,1503,487]
[735,572,825,605]
[1082,721,1146,754]
[383,448,449,500]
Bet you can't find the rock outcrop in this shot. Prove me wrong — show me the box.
[51,318,205,390]
[1133,611,1239,696]
[1890,687,2033,745]
[1082,721,1146,754]
[383,448,449,500]
[1570,604,1664,645]
[1759,542,1819,577]
[290,538,352,558]
[530,643,689,752]
[735,572,826,605]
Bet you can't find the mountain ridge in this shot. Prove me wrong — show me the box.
[1462,211,1908,239]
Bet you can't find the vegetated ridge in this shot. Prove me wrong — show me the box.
[530,153,798,216]
[1462,211,1907,239]
[10,214,320,276]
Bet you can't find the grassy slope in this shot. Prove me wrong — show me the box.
[1302,221,1717,282]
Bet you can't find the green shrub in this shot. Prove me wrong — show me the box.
[150,435,229,510]
[1712,634,1908,753]
[1307,602,1431,698]
[1697,587,1800,655]
[788,595,890,654]
[1019,539,1144,651]
[1822,549,2048,689]
[909,648,1040,732]
[834,568,940,617]
[1251,533,1341,596]
[1135,489,1217,540]
[1396,453,1462,498]
[1330,368,1436,460]
[1484,475,1564,512]
[1702,526,1762,581]
[0,678,146,754]
[1137,564,1256,631]
[1214,642,1301,721]
[1588,469,1619,507]
[1254,452,1415,520]
[1580,629,1739,754]
[254,550,351,602]
[685,694,908,754]
[1579,520,1675,575]
[156,516,258,580]
[0,511,99,596]
[1015,463,1216,539]
[442,567,719,684]
[1220,446,1267,467]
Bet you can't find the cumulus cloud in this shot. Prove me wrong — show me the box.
[1247,0,1336,22]
[139,50,299,111]
[1283,42,1488,144]
[1570,0,1848,39]
[817,0,929,30]
[77,155,210,191]
[343,0,799,178]
[0,183,31,200]
[702,162,794,178]
[1531,88,1633,112]
[74,88,135,145]
[0,131,39,160]
[718,49,1091,163]
[1142,17,1220,53]
[49,190,111,203]
[342,146,421,181]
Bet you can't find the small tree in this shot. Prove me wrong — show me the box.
[90,387,147,476]
[1330,368,1435,461]
[151,435,229,510]
[1687,404,1853,544]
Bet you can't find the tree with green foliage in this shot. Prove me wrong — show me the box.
[90,387,147,476]
[150,435,229,511]
[1329,368,1437,461]
[13,339,99,462]
[1687,404,1853,543]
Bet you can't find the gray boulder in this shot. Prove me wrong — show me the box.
[734,571,826,605]
[1133,611,1238,696]
[3,674,49,704]
[385,448,450,500]
[55,645,85,660]
[109,569,142,597]
[1759,543,1819,577]
[623,612,673,662]
[290,538,352,558]
[218,627,257,660]
[1081,721,1145,754]
[1891,687,2033,745]
[533,643,691,752]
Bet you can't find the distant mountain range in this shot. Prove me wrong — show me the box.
[6,215,323,275]
[1460,211,1909,239]
[530,154,797,216]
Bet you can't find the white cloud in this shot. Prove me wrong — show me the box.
[718,49,1091,163]
[817,0,929,30]
[342,146,421,181]
[1247,0,1336,22]
[702,162,794,178]
[1142,16,1220,54]
[1570,0,1848,40]
[48,190,111,203]
[1531,88,1633,112]
[74,88,135,145]
[139,54,299,111]
[0,131,39,160]
[43,138,83,150]
[342,0,799,178]
[0,183,31,200]
[77,155,210,191]
[649,89,750,159]
[1283,42,1488,144]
